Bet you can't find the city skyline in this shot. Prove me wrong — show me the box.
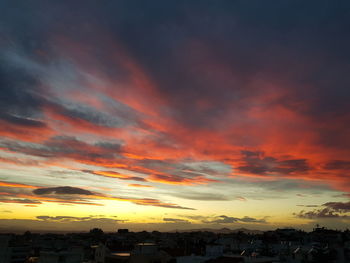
[0,1,349,232]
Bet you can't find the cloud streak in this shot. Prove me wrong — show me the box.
[0,181,194,210]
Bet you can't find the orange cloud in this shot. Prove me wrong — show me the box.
[89,170,145,181]
[0,119,55,142]
[0,181,37,189]
[1,34,349,195]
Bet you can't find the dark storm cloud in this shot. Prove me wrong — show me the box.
[295,201,350,219]
[238,151,310,176]
[97,1,350,132]
[2,1,350,126]
[33,186,94,196]
[295,209,349,219]
[0,0,349,147]
[323,201,350,212]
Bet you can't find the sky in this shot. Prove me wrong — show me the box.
[0,1,349,233]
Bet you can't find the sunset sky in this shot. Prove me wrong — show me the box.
[0,1,349,232]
